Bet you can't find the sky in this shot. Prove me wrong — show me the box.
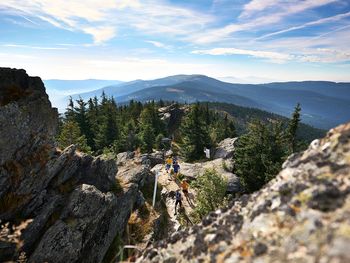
[0,0,350,82]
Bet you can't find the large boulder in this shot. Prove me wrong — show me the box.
[0,68,149,262]
[179,158,240,193]
[213,137,238,159]
[0,68,57,167]
[138,122,350,263]
[117,151,135,166]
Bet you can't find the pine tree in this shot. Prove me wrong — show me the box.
[57,120,91,153]
[74,97,94,148]
[95,98,119,150]
[287,103,301,153]
[155,133,165,150]
[234,120,286,193]
[65,96,75,121]
[120,120,139,151]
[140,103,164,135]
[180,103,211,161]
[140,124,155,153]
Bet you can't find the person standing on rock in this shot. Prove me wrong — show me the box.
[181,179,194,207]
[173,161,180,180]
[181,179,189,196]
[172,156,177,165]
[174,189,182,215]
[165,156,172,173]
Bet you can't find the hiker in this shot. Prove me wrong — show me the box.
[181,179,188,193]
[172,156,177,165]
[165,156,172,173]
[174,189,182,215]
[181,179,194,207]
[173,161,180,178]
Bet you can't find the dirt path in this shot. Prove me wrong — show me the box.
[151,164,196,230]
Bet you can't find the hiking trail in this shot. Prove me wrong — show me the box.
[151,163,196,231]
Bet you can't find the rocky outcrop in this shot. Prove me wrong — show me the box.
[0,68,57,167]
[214,137,238,159]
[139,122,350,262]
[179,158,240,193]
[158,104,189,135]
[0,68,149,262]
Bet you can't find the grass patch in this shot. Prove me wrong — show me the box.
[222,160,233,172]
[128,203,154,244]
[110,178,123,195]
[103,233,124,263]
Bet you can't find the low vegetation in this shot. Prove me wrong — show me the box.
[190,169,228,222]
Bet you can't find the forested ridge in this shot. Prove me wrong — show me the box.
[58,93,322,192]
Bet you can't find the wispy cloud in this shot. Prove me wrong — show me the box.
[193,44,350,64]
[257,11,350,40]
[145,40,172,50]
[190,0,340,44]
[2,44,67,50]
[0,0,213,44]
[240,0,338,18]
[192,48,294,63]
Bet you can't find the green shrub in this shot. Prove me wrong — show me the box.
[191,169,227,222]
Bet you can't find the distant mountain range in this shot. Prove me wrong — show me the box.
[46,75,350,129]
[44,79,123,111]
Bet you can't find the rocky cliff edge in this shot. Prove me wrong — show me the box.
[139,122,350,262]
[0,68,150,262]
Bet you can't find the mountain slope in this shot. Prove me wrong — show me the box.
[72,75,208,102]
[68,75,350,129]
[44,79,123,111]
[205,102,325,141]
[115,81,264,109]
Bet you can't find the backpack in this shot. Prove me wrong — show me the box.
[176,191,181,200]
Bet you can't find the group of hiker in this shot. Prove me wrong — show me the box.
[164,155,191,215]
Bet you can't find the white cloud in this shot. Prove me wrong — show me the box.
[193,39,350,63]
[2,44,67,50]
[0,0,213,44]
[145,40,172,50]
[83,26,116,44]
[240,0,276,18]
[241,0,338,18]
[192,48,294,63]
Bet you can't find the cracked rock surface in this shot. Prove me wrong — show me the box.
[139,122,350,263]
[0,68,150,262]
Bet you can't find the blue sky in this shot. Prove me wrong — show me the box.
[0,0,349,82]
